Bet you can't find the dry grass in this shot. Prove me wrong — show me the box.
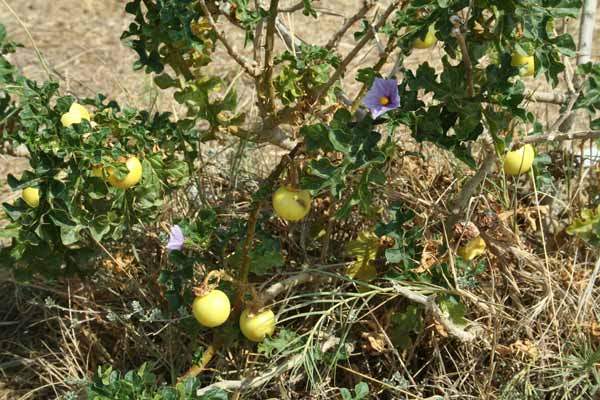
[1,0,600,399]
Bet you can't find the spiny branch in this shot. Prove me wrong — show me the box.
[325,0,376,50]
[260,0,280,116]
[445,149,496,229]
[451,15,474,98]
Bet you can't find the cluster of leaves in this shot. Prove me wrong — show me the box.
[0,24,20,136]
[371,0,582,164]
[123,0,244,142]
[574,62,600,129]
[301,109,395,219]
[0,24,192,279]
[87,363,227,400]
[274,44,341,105]
[567,205,600,245]
[122,0,211,76]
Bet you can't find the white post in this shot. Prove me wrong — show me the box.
[576,0,598,66]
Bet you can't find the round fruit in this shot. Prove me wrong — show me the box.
[457,236,486,261]
[504,144,535,176]
[239,308,276,342]
[511,53,535,77]
[107,156,143,189]
[61,102,91,127]
[22,187,40,208]
[192,290,231,328]
[413,24,437,49]
[91,166,104,178]
[272,186,311,222]
[69,103,91,121]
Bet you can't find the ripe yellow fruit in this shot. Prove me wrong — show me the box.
[511,53,535,77]
[272,186,312,222]
[457,236,486,261]
[504,144,535,176]
[413,24,437,49]
[107,156,143,189]
[22,187,40,208]
[61,102,91,127]
[192,290,231,328]
[239,308,276,342]
[91,166,104,178]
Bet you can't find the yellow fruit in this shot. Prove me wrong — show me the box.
[272,186,311,222]
[503,144,535,176]
[192,290,231,328]
[60,102,91,127]
[91,166,104,178]
[107,156,143,189]
[511,53,535,77]
[457,236,486,261]
[413,24,437,49]
[22,187,40,208]
[239,308,276,342]
[69,103,91,121]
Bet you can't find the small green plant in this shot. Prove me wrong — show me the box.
[86,363,227,400]
[340,382,370,400]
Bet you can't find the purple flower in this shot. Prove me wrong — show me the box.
[166,225,184,251]
[362,78,400,119]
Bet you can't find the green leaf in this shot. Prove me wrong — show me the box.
[340,388,353,400]
[258,329,300,357]
[354,382,369,399]
[438,295,467,327]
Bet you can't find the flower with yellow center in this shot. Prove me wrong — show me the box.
[362,78,401,119]
[379,96,390,106]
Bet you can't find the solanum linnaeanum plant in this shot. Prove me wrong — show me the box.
[0,30,193,278]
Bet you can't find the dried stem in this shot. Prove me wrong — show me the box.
[261,271,479,342]
[520,129,600,144]
[525,89,570,105]
[451,17,474,98]
[445,149,496,229]
[259,0,280,116]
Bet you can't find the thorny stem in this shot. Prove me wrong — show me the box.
[451,16,474,98]
[319,197,336,263]
[260,0,280,116]
[235,143,304,305]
